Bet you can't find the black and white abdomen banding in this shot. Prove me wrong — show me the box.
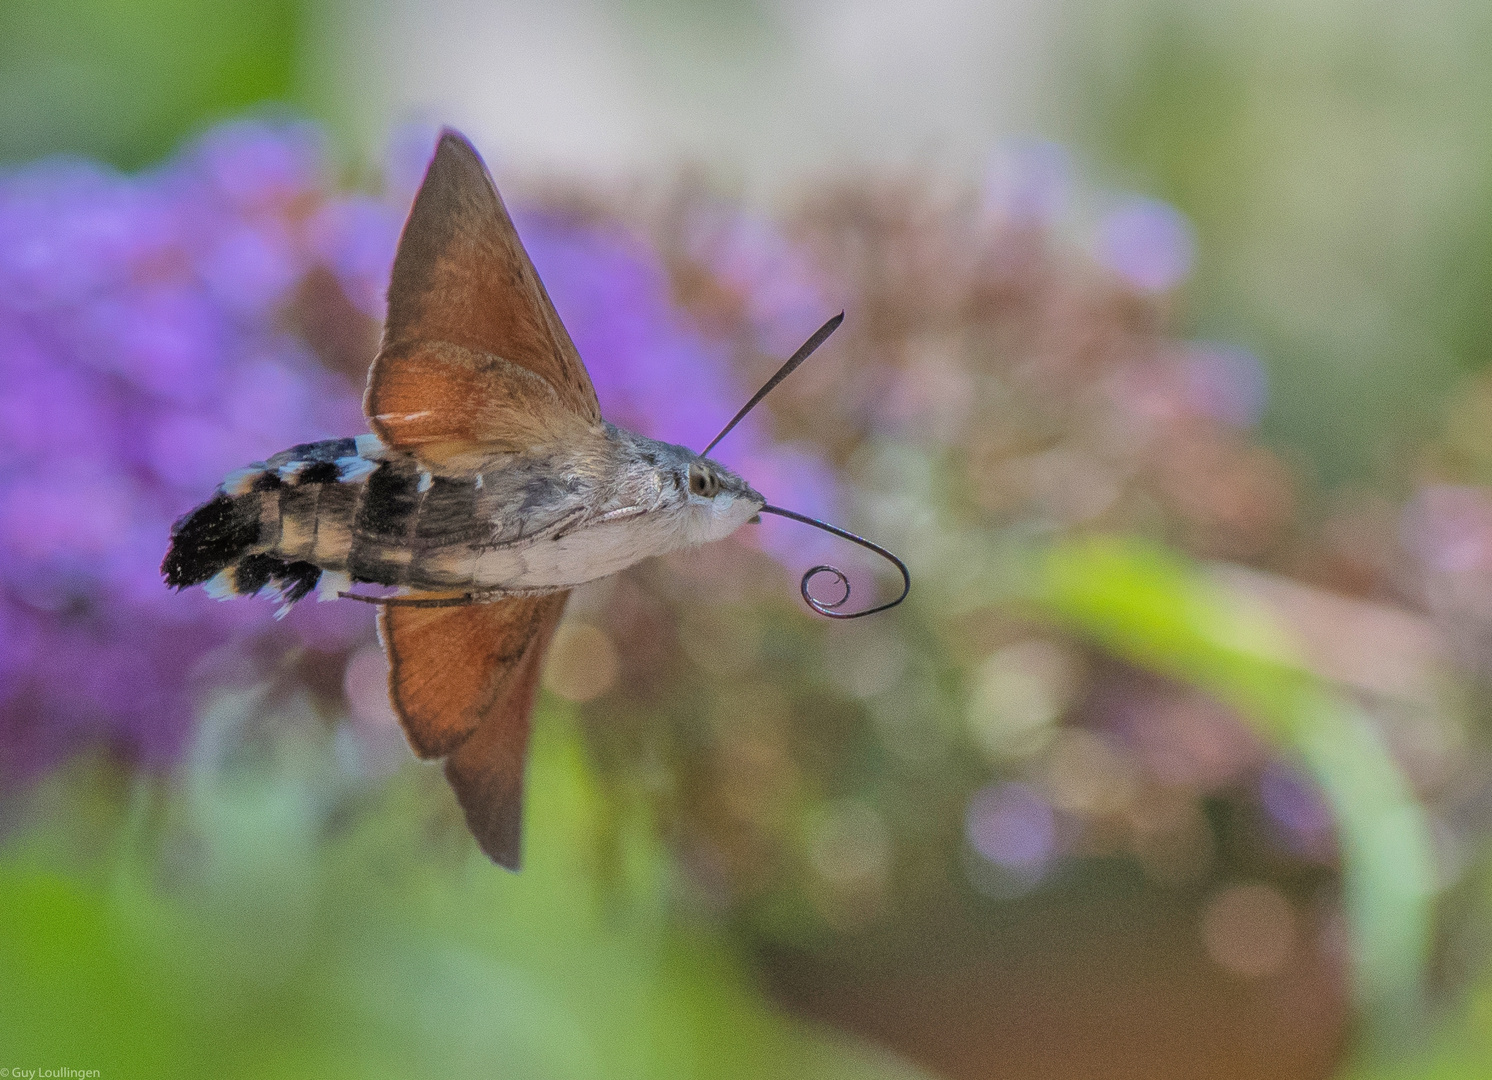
[161,433,546,609]
[162,434,395,611]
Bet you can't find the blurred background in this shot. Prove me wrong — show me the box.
[4,1,1492,1077]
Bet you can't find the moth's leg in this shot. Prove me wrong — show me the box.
[338,584,568,608]
[547,504,642,542]
[591,505,646,526]
[339,590,477,609]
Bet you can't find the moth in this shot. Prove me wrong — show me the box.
[163,129,906,869]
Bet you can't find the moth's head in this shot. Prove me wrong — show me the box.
[676,453,765,543]
[621,432,762,544]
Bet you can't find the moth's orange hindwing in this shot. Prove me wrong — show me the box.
[378,591,569,869]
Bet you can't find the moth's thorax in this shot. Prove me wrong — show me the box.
[457,423,763,591]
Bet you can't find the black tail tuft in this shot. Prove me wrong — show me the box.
[162,494,262,589]
[163,435,376,607]
[232,554,322,605]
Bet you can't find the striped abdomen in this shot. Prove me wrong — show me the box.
[162,433,494,611]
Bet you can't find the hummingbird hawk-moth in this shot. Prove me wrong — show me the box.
[163,129,906,869]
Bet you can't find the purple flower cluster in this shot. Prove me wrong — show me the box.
[0,120,370,774]
[0,117,835,777]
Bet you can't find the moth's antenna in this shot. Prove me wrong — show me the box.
[757,504,909,619]
[701,312,844,458]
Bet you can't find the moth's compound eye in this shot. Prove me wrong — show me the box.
[689,462,720,498]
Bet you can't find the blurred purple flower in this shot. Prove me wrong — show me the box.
[1183,344,1268,428]
[736,443,845,568]
[308,196,402,320]
[966,781,1057,873]
[1258,762,1335,858]
[0,119,366,776]
[520,212,741,452]
[382,122,446,209]
[1402,486,1492,576]
[1096,197,1196,294]
[982,140,1070,227]
[193,118,325,212]
[199,220,303,316]
[681,203,833,357]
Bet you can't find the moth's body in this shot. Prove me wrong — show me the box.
[167,425,762,607]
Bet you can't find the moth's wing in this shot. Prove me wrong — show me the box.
[365,128,602,461]
[378,590,569,869]
[440,615,557,871]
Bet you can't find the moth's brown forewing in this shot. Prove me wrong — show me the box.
[368,128,603,870]
[369,339,591,459]
[366,129,602,457]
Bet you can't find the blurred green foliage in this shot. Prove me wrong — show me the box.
[1,533,1466,1076]
[1067,0,1492,487]
[0,0,300,167]
[0,699,927,1080]
[1034,536,1433,1046]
